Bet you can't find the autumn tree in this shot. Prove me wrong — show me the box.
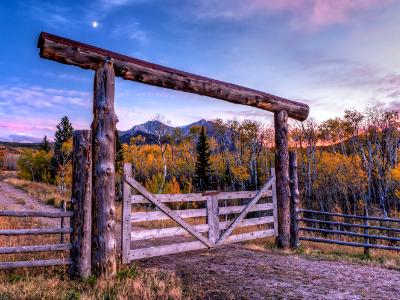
[194,126,213,191]
[51,116,74,194]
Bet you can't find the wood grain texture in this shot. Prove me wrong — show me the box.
[38,32,309,121]
[289,151,300,249]
[274,110,290,249]
[91,61,117,278]
[0,259,72,270]
[122,164,132,264]
[0,228,71,236]
[70,130,92,279]
[0,244,72,254]
[0,211,72,218]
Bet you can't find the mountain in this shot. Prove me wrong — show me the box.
[118,119,218,144]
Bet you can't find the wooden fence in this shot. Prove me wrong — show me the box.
[122,163,277,262]
[0,210,73,269]
[295,209,400,252]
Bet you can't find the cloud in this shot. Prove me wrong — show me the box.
[28,1,73,28]
[0,85,90,111]
[112,22,149,45]
[194,0,393,31]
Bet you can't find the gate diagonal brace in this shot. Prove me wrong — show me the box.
[124,177,213,248]
[216,176,275,245]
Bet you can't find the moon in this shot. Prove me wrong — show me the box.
[92,21,98,28]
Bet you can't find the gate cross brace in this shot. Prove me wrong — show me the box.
[216,176,275,245]
[124,177,213,248]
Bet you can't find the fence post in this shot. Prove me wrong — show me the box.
[70,130,92,279]
[122,163,132,263]
[274,110,291,250]
[364,207,370,256]
[91,60,118,278]
[289,151,300,248]
[271,168,278,237]
[206,193,220,245]
[60,199,66,244]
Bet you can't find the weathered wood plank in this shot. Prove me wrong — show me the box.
[0,228,71,236]
[0,211,73,218]
[125,177,213,248]
[122,164,133,264]
[131,203,273,222]
[91,60,117,278]
[0,259,72,270]
[38,32,309,121]
[70,130,92,279]
[131,217,273,241]
[216,178,275,245]
[222,229,274,245]
[274,110,291,250]
[0,244,72,254]
[207,195,219,244]
[129,241,207,260]
[130,190,273,204]
[271,168,278,236]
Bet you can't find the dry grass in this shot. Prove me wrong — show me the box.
[0,264,184,300]
[4,178,67,208]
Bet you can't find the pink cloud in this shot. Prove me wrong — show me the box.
[197,0,393,31]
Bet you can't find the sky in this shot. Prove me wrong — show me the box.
[0,0,400,142]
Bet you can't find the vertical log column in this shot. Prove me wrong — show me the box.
[274,110,290,250]
[92,60,118,277]
[289,151,300,248]
[70,130,92,279]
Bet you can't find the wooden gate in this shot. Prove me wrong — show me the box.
[121,163,277,262]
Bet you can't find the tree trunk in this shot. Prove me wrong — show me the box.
[274,110,290,250]
[91,60,118,278]
[70,130,92,279]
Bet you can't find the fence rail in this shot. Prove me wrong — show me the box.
[0,210,72,269]
[296,209,400,253]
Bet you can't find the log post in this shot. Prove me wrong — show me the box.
[122,163,132,263]
[91,60,118,278]
[70,130,92,279]
[274,110,290,250]
[289,151,300,248]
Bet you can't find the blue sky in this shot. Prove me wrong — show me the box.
[0,0,400,142]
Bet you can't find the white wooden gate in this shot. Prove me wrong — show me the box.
[121,163,277,262]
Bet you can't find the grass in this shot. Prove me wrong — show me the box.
[0,264,184,300]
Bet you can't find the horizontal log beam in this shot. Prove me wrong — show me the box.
[298,218,400,232]
[0,210,73,218]
[0,259,72,270]
[0,244,72,254]
[0,228,72,236]
[38,32,309,121]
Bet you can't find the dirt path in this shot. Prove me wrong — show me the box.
[0,181,63,227]
[142,244,400,299]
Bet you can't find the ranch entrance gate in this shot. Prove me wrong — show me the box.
[36,32,309,278]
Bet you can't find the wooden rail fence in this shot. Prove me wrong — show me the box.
[122,163,277,262]
[295,209,400,252]
[0,210,73,269]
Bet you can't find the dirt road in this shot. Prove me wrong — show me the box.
[0,181,64,227]
[142,244,400,299]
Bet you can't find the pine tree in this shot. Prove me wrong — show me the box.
[40,135,51,153]
[50,116,74,184]
[194,126,213,191]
